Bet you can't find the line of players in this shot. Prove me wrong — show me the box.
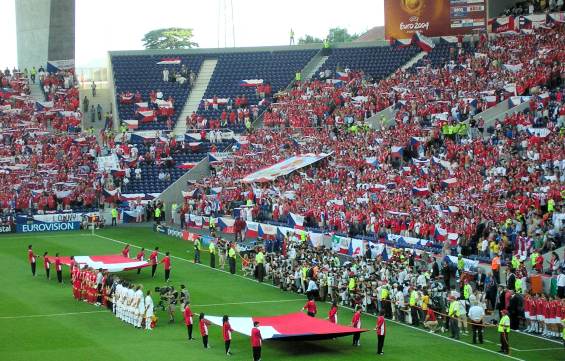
[113,281,154,330]
[70,265,155,330]
[524,294,565,338]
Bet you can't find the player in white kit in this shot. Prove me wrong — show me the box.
[145,290,154,330]
[127,284,135,325]
[134,285,145,328]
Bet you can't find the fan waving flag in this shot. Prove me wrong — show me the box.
[206,313,367,341]
[46,255,149,272]
[157,58,181,65]
[239,79,264,87]
[414,32,435,52]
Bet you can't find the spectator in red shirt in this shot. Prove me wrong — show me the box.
[222,315,234,355]
[251,321,262,361]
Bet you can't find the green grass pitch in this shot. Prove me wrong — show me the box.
[0,226,562,361]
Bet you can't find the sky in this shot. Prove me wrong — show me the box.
[0,0,384,69]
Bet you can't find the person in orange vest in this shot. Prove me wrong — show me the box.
[492,255,501,284]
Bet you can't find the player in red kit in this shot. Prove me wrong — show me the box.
[328,302,338,323]
[160,251,171,282]
[222,315,234,355]
[352,305,362,346]
[199,313,212,349]
[121,244,130,258]
[302,298,317,317]
[28,245,37,276]
[72,264,80,300]
[183,302,194,340]
[136,248,145,274]
[150,247,159,278]
[251,321,262,361]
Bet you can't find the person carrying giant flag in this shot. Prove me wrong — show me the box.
[352,305,362,346]
[251,321,262,361]
[150,247,159,278]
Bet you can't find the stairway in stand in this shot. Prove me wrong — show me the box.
[173,59,218,135]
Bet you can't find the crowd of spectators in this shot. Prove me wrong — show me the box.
[0,66,101,214]
[500,0,565,17]
[181,25,564,266]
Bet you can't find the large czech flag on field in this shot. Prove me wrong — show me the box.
[47,255,149,272]
[206,313,367,341]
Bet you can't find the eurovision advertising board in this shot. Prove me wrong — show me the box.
[384,0,486,39]
[15,212,98,233]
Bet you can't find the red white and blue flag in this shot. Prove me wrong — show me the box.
[157,58,182,65]
[206,313,367,341]
[413,32,435,53]
[239,79,264,87]
[47,255,149,273]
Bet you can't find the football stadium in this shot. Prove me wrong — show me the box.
[0,1,564,360]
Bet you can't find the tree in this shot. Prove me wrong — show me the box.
[327,27,359,43]
[142,28,199,49]
[298,35,323,44]
[297,28,358,45]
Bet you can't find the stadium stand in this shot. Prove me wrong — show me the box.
[0,67,100,213]
[112,55,205,131]
[177,24,564,263]
[318,45,421,80]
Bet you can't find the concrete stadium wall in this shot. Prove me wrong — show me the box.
[16,0,51,70]
[16,0,75,71]
[108,40,390,58]
[47,0,75,63]
[157,157,210,209]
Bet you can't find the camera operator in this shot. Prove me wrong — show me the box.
[179,284,190,306]
[164,286,179,323]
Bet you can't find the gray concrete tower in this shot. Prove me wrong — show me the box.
[15,0,75,71]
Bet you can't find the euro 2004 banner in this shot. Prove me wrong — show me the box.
[385,0,487,39]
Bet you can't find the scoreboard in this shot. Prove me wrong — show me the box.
[385,0,487,39]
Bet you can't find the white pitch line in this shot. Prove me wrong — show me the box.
[0,310,107,319]
[517,347,563,352]
[192,299,302,307]
[94,233,529,361]
[484,339,522,351]
[514,330,563,345]
[2,234,87,240]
